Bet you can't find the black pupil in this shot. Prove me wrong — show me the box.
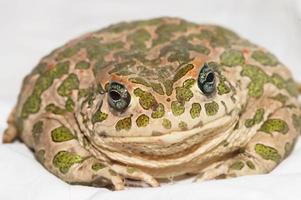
[109,90,121,101]
[206,72,214,83]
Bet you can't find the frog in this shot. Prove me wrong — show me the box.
[3,17,301,190]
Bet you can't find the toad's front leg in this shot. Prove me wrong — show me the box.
[33,117,158,190]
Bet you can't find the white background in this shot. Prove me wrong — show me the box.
[0,0,301,199]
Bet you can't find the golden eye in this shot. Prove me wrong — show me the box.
[108,82,131,111]
[197,63,216,95]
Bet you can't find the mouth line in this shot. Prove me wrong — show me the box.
[91,109,239,168]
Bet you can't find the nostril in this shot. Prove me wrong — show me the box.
[109,90,121,101]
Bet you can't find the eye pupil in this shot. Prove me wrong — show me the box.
[109,90,121,101]
[198,63,216,95]
[108,82,131,111]
[206,72,214,83]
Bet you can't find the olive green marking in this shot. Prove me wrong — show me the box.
[45,103,65,115]
[153,21,195,46]
[220,49,244,66]
[53,151,83,174]
[136,114,150,127]
[246,160,255,170]
[31,62,48,75]
[108,60,136,76]
[205,101,219,116]
[78,88,90,99]
[176,78,196,102]
[251,50,278,66]
[292,114,301,132]
[229,161,244,170]
[36,149,46,163]
[190,103,201,119]
[65,97,75,112]
[127,28,151,49]
[160,36,210,64]
[151,103,165,119]
[57,73,79,97]
[270,93,288,105]
[163,80,174,96]
[173,64,194,83]
[244,108,264,128]
[134,88,158,110]
[178,121,188,130]
[115,116,132,131]
[75,60,90,69]
[21,61,70,118]
[217,81,231,95]
[92,111,108,124]
[241,64,269,98]
[210,26,240,47]
[126,167,137,174]
[270,74,286,89]
[92,163,106,171]
[51,126,75,142]
[171,101,185,116]
[32,121,43,143]
[129,77,150,87]
[150,82,165,95]
[162,118,172,129]
[255,143,281,162]
[260,119,289,134]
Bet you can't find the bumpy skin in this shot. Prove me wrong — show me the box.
[3,17,301,190]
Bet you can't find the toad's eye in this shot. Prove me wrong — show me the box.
[197,63,216,95]
[108,82,131,111]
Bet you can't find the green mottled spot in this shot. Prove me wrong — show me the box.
[173,64,194,82]
[241,64,269,98]
[190,103,201,119]
[92,111,108,124]
[271,93,288,105]
[246,160,255,169]
[171,101,185,116]
[51,126,74,142]
[36,149,45,163]
[252,50,278,66]
[58,73,79,97]
[220,50,244,66]
[65,97,75,112]
[115,116,132,131]
[162,118,172,129]
[127,28,151,49]
[260,119,289,134]
[45,103,65,115]
[136,114,149,127]
[92,163,106,171]
[53,151,83,174]
[57,47,80,61]
[127,167,137,174]
[129,77,150,87]
[205,101,219,116]
[245,108,265,128]
[178,121,188,130]
[32,121,43,143]
[230,161,244,170]
[176,79,195,102]
[151,103,165,118]
[163,79,174,96]
[21,94,41,118]
[78,89,90,99]
[292,114,301,132]
[150,82,164,95]
[75,60,90,69]
[255,143,281,162]
[270,74,286,89]
[217,81,231,95]
[31,62,48,74]
[134,88,157,110]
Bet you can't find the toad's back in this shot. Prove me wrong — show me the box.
[3,17,301,190]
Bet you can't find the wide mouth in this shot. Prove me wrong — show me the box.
[90,109,239,168]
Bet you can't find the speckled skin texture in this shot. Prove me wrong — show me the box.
[3,17,301,190]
